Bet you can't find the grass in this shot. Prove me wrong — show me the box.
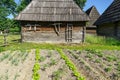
[0,34,20,46]
[0,34,120,53]
[86,34,120,45]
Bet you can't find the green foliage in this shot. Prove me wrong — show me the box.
[35,49,40,61]
[0,47,4,53]
[32,49,40,80]
[52,68,64,80]
[106,55,117,62]
[57,49,85,80]
[95,59,101,63]
[49,58,57,66]
[104,67,112,72]
[0,0,16,31]
[39,56,46,62]
[75,0,87,9]
[0,53,10,62]
[33,63,40,73]
[16,0,31,13]
[86,34,120,46]
[13,73,20,80]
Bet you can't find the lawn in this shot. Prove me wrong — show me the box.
[0,34,120,80]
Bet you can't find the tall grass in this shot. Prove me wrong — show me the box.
[85,34,120,46]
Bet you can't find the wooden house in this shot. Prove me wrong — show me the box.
[15,0,89,43]
[86,6,100,34]
[95,0,120,39]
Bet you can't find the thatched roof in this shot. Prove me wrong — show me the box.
[95,0,120,25]
[15,0,89,22]
[86,6,100,27]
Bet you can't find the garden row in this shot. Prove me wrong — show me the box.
[39,49,85,80]
[63,49,120,80]
[1,48,119,80]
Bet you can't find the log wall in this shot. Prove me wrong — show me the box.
[97,21,120,39]
[21,22,85,43]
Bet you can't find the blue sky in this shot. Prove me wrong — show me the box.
[83,0,113,14]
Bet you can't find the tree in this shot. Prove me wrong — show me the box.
[75,0,87,9]
[16,0,32,13]
[0,0,16,31]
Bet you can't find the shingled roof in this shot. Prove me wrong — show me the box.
[95,0,120,25]
[15,0,89,22]
[86,6,100,27]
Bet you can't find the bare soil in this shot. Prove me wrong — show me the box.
[0,50,35,80]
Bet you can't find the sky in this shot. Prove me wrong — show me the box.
[83,0,113,14]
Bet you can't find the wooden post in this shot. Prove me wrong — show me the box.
[82,26,86,43]
[3,33,7,46]
[19,22,23,43]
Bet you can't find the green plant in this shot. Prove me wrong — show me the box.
[11,58,19,66]
[13,73,20,80]
[95,59,101,63]
[42,64,48,71]
[0,53,10,62]
[39,56,46,62]
[32,49,40,80]
[5,70,9,80]
[96,52,103,57]
[33,63,40,73]
[49,58,57,66]
[0,47,4,52]
[86,53,93,59]
[104,67,112,72]
[35,49,40,61]
[52,68,64,80]
[47,51,52,58]
[22,52,28,62]
[106,55,117,62]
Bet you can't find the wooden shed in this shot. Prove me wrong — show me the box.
[86,6,100,34]
[95,0,120,39]
[15,0,89,43]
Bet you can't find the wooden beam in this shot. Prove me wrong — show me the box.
[19,22,23,43]
[53,23,62,36]
[82,26,86,43]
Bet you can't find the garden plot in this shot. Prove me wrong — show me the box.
[39,49,77,80]
[64,49,120,80]
[0,50,35,80]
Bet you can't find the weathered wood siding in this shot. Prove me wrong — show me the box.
[86,27,96,34]
[97,21,120,39]
[21,22,86,43]
[97,23,114,36]
[117,22,120,38]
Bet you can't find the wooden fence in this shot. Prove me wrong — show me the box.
[0,33,20,47]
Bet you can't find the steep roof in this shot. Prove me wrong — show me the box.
[86,6,100,27]
[15,0,89,22]
[95,0,120,25]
